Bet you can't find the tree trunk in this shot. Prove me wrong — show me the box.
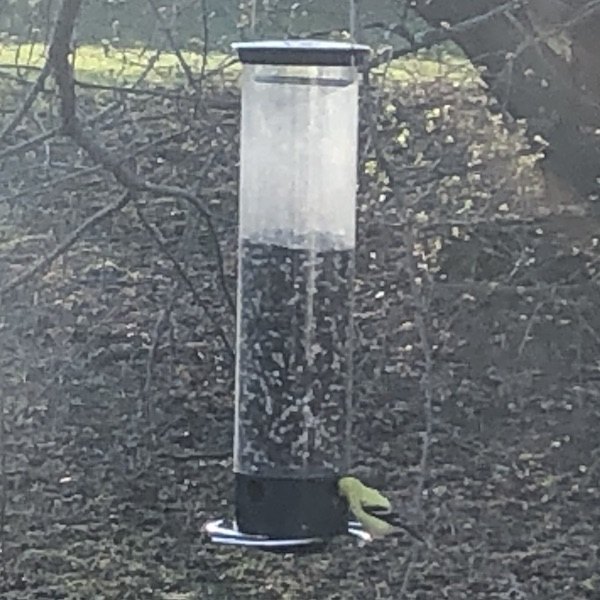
[413,0,600,206]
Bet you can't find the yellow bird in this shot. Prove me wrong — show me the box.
[338,476,425,542]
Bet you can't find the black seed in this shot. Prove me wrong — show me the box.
[236,230,354,476]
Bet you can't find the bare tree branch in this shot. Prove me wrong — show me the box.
[47,0,82,134]
[369,1,516,67]
[135,204,234,358]
[146,0,197,89]
[0,192,132,299]
[413,0,600,200]
[198,0,211,85]
[141,281,180,421]
[0,99,121,162]
[398,221,435,516]
[0,62,51,144]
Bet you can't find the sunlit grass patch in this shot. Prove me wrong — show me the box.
[376,49,479,85]
[0,42,234,86]
[0,41,478,89]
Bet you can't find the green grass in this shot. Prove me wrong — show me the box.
[374,49,477,84]
[0,42,233,86]
[0,41,477,88]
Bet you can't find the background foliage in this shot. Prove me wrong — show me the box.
[0,1,599,599]
[1,0,423,48]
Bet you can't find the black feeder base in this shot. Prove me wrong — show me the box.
[202,518,371,553]
[234,473,348,539]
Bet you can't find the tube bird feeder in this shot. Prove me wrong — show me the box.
[204,39,370,550]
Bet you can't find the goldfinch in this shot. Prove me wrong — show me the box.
[338,476,425,542]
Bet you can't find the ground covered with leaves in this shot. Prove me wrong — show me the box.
[0,68,599,599]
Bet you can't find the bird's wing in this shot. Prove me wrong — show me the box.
[358,487,392,511]
[350,507,395,539]
[362,506,426,543]
[362,504,393,518]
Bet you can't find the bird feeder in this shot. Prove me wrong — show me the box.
[204,39,370,550]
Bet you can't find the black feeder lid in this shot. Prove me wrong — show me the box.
[232,39,371,67]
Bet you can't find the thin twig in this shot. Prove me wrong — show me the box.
[398,546,417,600]
[30,302,124,407]
[0,129,55,161]
[73,78,186,99]
[135,205,234,359]
[198,0,210,86]
[401,222,435,514]
[0,125,194,208]
[146,0,197,89]
[0,361,6,571]
[0,62,51,144]
[368,87,435,517]
[517,299,545,357]
[0,99,120,162]
[531,0,600,37]
[0,191,132,298]
[369,1,516,68]
[141,282,179,421]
